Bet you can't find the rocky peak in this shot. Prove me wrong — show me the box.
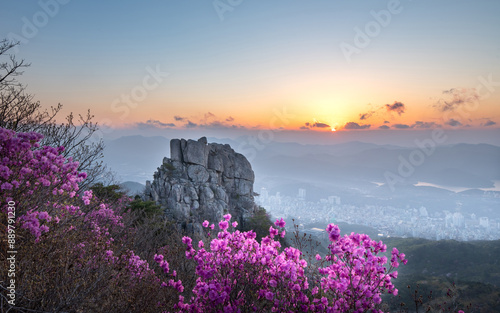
[145,137,257,233]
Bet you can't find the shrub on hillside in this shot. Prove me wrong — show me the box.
[0,128,182,312]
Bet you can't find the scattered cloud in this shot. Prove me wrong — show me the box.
[204,112,216,120]
[434,88,479,112]
[168,112,246,130]
[411,121,440,129]
[378,125,390,129]
[311,122,330,128]
[206,121,224,128]
[200,121,245,130]
[392,124,410,129]
[136,119,175,129]
[185,120,198,128]
[359,111,375,120]
[445,118,462,127]
[355,101,406,125]
[385,101,406,115]
[482,120,497,127]
[343,122,371,130]
[303,121,331,129]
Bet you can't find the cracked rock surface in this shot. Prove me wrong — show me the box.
[145,137,258,233]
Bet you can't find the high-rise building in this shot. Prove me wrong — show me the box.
[298,188,306,200]
[452,212,465,228]
[479,217,489,228]
[419,206,428,217]
[445,213,453,228]
[260,187,269,201]
[328,196,341,205]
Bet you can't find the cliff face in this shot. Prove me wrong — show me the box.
[145,137,258,232]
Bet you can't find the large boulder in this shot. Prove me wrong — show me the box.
[183,138,209,166]
[187,164,209,183]
[170,139,183,162]
[145,137,258,232]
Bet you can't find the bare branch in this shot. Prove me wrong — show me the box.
[0,39,29,89]
[0,38,110,189]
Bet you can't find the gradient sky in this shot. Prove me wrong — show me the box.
[1,0,499,138]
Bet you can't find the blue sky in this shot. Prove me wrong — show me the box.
[1,0,499,142]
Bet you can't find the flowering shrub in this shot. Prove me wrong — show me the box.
[0,128,85,240]
[0,128,181,312]
[175,215,407,312]
[314,224,407,311]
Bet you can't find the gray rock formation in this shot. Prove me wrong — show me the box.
[145,137,258,232]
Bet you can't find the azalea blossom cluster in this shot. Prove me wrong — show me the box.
[0,127,149,262]
[0,128,85,197]
[176,215,308,312]
[315,224,407,311]
[1,128,85,239]
[176,215,407,312]
[1,128,185,310]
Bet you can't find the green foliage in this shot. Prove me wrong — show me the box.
[241,207,288,247]
[386,276,500,312]
[241,207,273,241]
[384,237,500,287]
[127,195,163,223]
[90,183,125,203]
[379,237,500,312]
[164,162,176,172]
[90,183,163,222]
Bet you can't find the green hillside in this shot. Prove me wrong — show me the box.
[382,238,500,312]
[384,238,500,287]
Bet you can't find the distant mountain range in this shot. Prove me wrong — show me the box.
[252,141,500,190]
[119,181,145,196]
[103,135,500,194]
[103,135,170,183]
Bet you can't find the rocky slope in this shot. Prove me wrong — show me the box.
[145,137,258,233]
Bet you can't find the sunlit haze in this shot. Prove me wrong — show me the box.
[1,1,499,144]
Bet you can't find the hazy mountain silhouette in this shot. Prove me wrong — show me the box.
[251,142,500,189]
[103,135,170,182]
[103,135,500,191]
[119,181,145,196]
